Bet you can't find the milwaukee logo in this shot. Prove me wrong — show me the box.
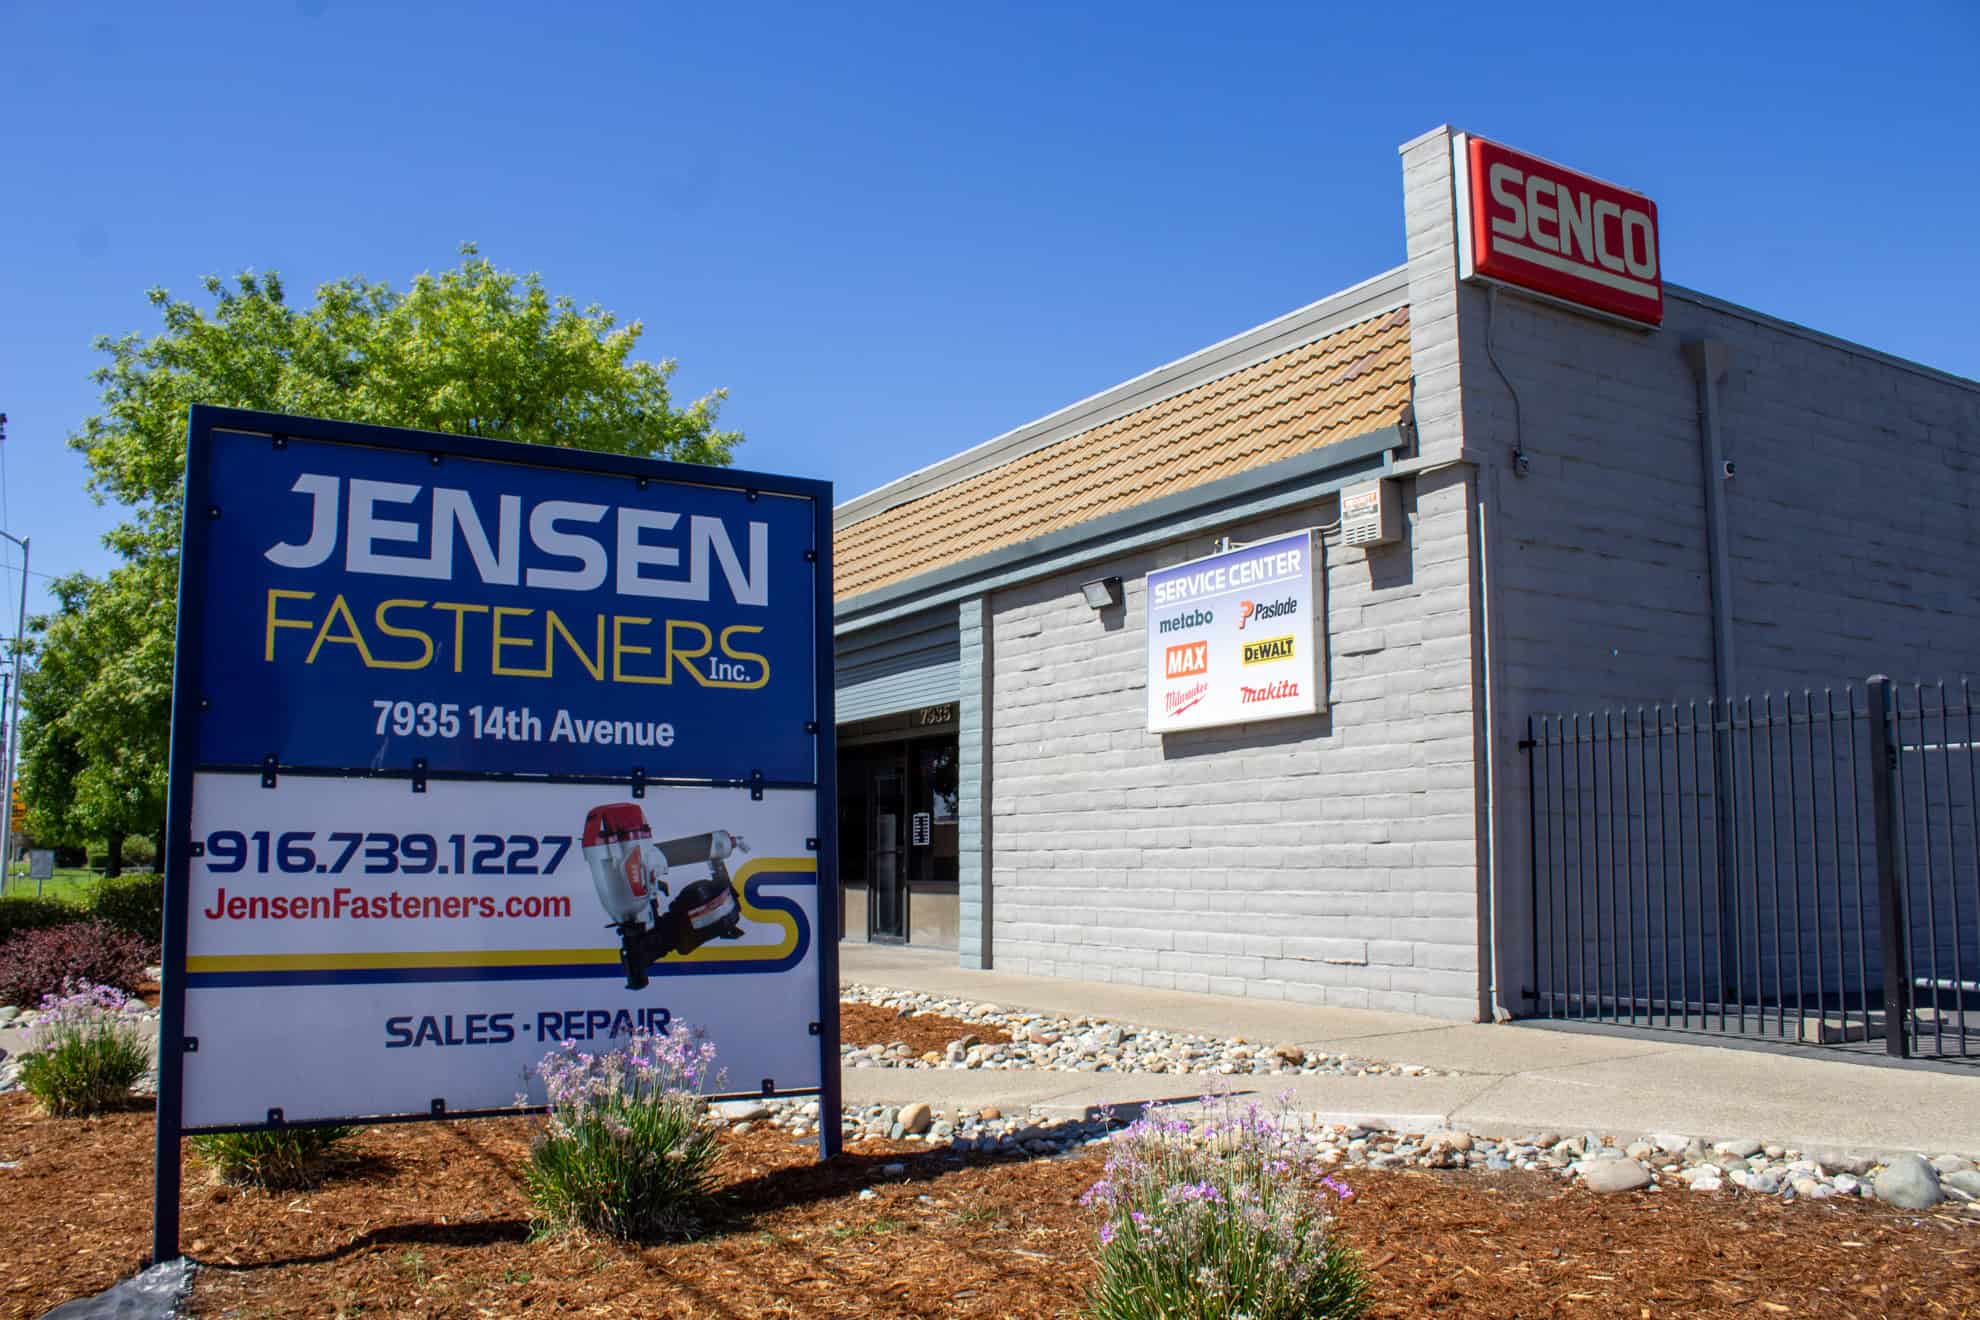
[1456,134,1663,326]
[1241,634,1294,666]
[1164,641,1209,679]
[1157,609,1213,634]
[1164,681,1209,716]
[1238,597,1296,631]
[1239,679,1299,705]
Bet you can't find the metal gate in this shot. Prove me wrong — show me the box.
[1522,676,1979,1060]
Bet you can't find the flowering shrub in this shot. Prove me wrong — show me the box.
[0,920,149,1008]
[15,981,151,1117]
[524,1025,724,1241]
[1080,1094,1367,1320]
[192,1127,357,1189]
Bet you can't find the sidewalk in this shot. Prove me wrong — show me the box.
[840,943,1980,1158]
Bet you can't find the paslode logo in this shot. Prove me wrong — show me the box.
[1164,641,1208,679]
[1237,597,1297,631]
[1241,634,1294,666]
[1157,609,1213,634]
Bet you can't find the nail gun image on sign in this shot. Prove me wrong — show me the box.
[1144,529,1324,733]
[158,407,837,1133]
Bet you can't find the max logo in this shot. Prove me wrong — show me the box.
[1164,641,1208,679]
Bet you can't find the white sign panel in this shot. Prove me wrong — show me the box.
[1144,530,1325,733]
[181,774,820,1128]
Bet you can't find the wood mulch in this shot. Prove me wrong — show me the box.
[837,1002,991,1056]
[2,1091,1977,1319]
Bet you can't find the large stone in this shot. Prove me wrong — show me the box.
[0,1007,19,1029]
[1810,1149,1876,1176]
[1875,1155,1944,1210]
[1650,1133,1691,1156]
[1713,1138,1763,1159]
[1943,1169,1980,1199]
[898,1102,933,1135]
[1581,1160,1652,1193]
[713,1100,771,1123]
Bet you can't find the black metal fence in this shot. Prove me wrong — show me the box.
[1522,677,1979,1060]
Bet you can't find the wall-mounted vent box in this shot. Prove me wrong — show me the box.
[1340,479,1402,547]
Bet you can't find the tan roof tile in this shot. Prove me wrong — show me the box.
[835,306,1409,599]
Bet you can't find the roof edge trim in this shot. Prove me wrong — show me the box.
[1665,284,1980,395]
[833,265,1410,528]
[835,423,1406,633]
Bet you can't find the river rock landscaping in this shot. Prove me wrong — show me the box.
[4,1091,1980,1318]
[838,984,1449,1079]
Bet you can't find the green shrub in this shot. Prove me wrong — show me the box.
[87,873,165,950]
[121,836,160,868]
[192,1126,358,1189]
[525,1027,724,1240]
[15,982,151,1117]
[0,894,79,945]
[1080,1095,1368,1320]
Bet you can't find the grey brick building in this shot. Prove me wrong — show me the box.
[828,125,1980,1023]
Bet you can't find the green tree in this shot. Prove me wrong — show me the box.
[25,245,741,857]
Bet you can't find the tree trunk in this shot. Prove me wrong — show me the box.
[106,832,124,879]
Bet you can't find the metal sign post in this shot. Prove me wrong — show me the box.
[153,407,840,1265]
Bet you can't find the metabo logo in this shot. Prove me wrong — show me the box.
[1241,634,1295,666]
[1164,641,1208,679]
[1157,609,1213,635]
[1237,597,1297,631]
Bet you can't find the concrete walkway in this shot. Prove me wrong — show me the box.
[840,944,1980,1158]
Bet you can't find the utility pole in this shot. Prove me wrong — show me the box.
[0,523,27,889]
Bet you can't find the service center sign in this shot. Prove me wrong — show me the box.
[1145,530,1324,733]
[1453,132,1663,326]
[164,408,835,1130]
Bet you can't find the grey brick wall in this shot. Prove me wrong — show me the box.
[985,481,1486,1019]
[1470,275,1980,1005]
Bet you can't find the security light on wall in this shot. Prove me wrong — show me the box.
[1081,576,1123,610]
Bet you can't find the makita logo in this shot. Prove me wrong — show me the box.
[1164,641,1208,679]
[1239,679,1299,704]
[1237,597,1296,631]
[1164,680,1209,716]
[1158,609,1213,634]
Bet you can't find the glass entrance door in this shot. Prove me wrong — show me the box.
[867,765,907,940]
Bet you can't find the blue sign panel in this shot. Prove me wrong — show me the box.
[187,416,822,783]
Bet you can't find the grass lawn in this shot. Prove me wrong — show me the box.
[1,865,101,904]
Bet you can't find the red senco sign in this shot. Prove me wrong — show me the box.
[1453,133,1663,326]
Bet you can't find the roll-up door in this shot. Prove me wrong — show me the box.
[835,609,960,723]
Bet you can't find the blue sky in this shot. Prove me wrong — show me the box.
[2,1,1976,629]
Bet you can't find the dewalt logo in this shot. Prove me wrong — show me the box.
[1241,634,1295,666]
